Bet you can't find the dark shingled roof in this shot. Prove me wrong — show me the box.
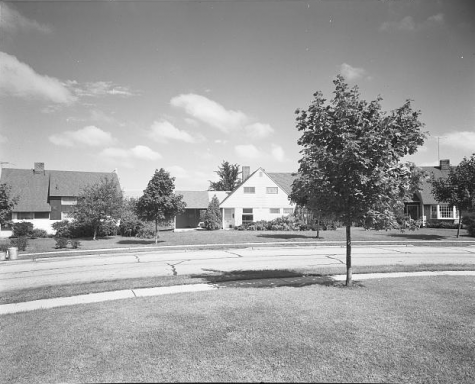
[418,166,451,205]
[267,173,298,195]
[0,167,120,212]
[175,191,210,209]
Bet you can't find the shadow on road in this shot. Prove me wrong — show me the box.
[192,269,363,289]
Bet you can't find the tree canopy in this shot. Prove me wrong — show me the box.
[431,154,475,237]
[72,176,123,240]
[203,195,222,230]
[290,75,426,285]
[137,168,186,243]
[209,161,241,191]
[0,183,18,229]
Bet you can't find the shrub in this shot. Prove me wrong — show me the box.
[425,220,460,229]
[463,215,475,237]
[12,222,34,237]
[55,237,69,249]
[135,222,156,239]
[31,228,48,238]
[10,236,28,251]
[70,240,81,249]
[0,242,9,253]
[203,196,222,230]
[52,220,73,238]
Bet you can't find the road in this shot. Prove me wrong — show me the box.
[1,245,475,292]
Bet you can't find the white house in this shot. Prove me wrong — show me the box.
[219,167,298,229]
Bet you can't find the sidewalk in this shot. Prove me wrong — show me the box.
[1,270,474,316]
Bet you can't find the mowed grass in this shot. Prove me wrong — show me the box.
[1,276,474,383]
[11,226,475,258]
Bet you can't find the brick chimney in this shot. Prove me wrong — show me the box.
[439,159,450,171]
[34,162,45,174]
[242,166,250,182]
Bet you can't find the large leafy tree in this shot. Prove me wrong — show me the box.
[290,75,426,285]
[209,161,241,191]
[431,154,475,238]
[72,177,123,240]
[0,183,18,229]
[137,168,186,243]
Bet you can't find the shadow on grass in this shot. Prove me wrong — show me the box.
[386,234,447,240]
[256,234,319,240]
[117,239,165,245]
[192,269,363,289]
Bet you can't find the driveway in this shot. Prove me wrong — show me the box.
[1,245,475,292]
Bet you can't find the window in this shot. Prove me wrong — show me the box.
[34,212,50,219]
[17,212,33,220]
[439,204,453,218]
[61,212,73,220]
[431,205,438,219]
[283,208,294,214]
[266,187,278,194]
[242,208,253,224]
[270,208,280,214]
[61,197,77,205]
[243,187,255,194]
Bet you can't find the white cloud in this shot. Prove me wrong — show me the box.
[340,63,367,81]
[167,165,188,179]
[0,133,8,144]
[130,145,162,160]
[443,131,475,152]
[380,14,445,32]
[49,126,116,147]
[184,118,199,127]
[271,144,286,162]
[171,93,248,133]
[148,120,197,143]
[68,80,136,98]
[0,51,76,104]
[244,123,275,139]
[1,3,52,34]
[235,144,261,159]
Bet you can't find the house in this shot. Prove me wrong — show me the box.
[0,162,121,234]
[404,159,459,226]
[174,190,229,229]
[219,167,298,229]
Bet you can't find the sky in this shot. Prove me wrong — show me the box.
[0,0,474,197]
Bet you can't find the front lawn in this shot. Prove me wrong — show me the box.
[9,226,475,258]
[1,276,474,383]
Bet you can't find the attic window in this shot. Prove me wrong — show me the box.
[266,187,278,194]
[61,197,77,205]
[244,187,255,194]
[259,172,263,177]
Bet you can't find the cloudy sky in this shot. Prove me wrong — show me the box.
[0,0,474,196]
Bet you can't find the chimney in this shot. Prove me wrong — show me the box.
[34,162,45,174]
[439,159,450,171]
[242,166,250,182]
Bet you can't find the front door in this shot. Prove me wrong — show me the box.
[405,204,420,220]
[223,209,235,229]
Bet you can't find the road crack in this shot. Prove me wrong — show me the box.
[166,260,188,276]
[225,250,243,257]
[325,254,345,264]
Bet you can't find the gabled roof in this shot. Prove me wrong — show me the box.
[0,167,120,212]
[418,165,452,205]
[175,190,230,209]
[267,173,298,195]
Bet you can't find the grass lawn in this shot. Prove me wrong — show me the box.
[7,226,475,259]
[1,276,474,383]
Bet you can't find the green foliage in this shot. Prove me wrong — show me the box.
[290,75,426,284]
[0,183,19,227]
[10,236,28,251]
[55,237,69,249]
[431,154,475,237]
[31,229,48,238]
[234,215,340,232]
[119,197,144,237]
[425,220,460,229]
[137,169,186,243]
[0,241,9,253]
[209,161,241,191]
[70,240,81,249]
[71,176,123,240]
[12,222,34,237]
[203,195,222,230]
[52,219,113,239]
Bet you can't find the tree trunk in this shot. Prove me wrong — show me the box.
[346,224,352,286]
[93,226,97,241]
[457,211,462,238]
[155,220,158,244]
[316,211,320,239]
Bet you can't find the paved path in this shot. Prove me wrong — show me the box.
[1,245,475,293]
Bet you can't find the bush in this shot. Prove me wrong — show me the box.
[135,222,156,239]
[55,237,69,249]
[425,220,460,229]
[70,240,81,249]
[463,215,475,237]
[31,228,48,238]
[12,222,34,237]
[203,196,222,230]
[10,236,28,251]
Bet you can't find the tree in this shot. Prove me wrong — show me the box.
[203,195,222,230]
[137,168,186,243]
[290,75,426,285]
[72,177,123,240]
[431,154,475,238]
[0,183,18,230]
[209,161,241,191]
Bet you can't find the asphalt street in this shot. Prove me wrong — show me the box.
[1,245,475,292]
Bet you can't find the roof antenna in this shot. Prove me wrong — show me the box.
[434,136,446,162]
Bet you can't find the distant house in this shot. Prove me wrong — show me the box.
[174,190,229,229]
[0,162,121,234]
[219,167,298,229]
[404,159,459,226]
